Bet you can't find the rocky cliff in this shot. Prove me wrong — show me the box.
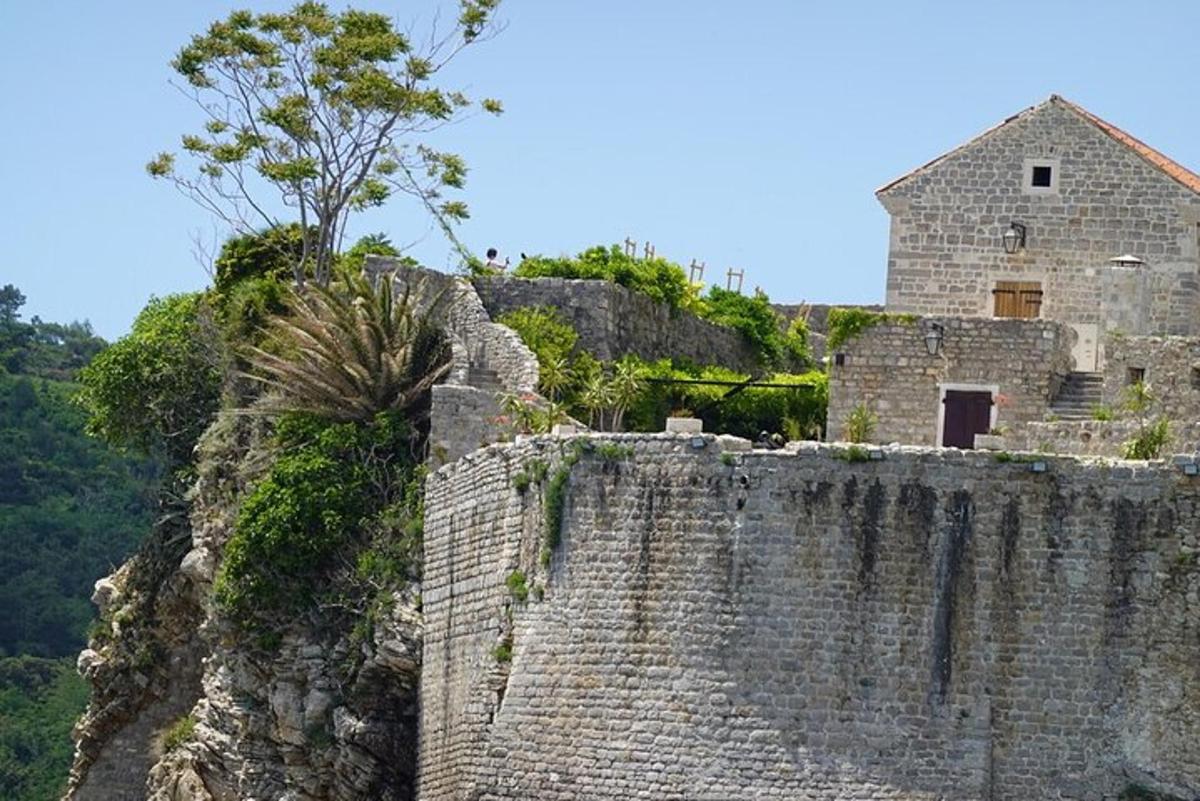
[66,414,424,801]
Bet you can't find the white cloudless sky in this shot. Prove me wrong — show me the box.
[3,0,1199,338]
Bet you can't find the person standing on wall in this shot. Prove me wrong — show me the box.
[485,247,508,271]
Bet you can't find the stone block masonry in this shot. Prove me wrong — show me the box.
[880,97,1200,337]
[827,316,1073,446]
[421,435,1200,801]
[473,275,762,371]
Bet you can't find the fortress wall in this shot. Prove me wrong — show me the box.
[420,435,1200,801]
[473,275,762,371]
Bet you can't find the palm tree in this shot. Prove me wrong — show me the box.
[579,373,611,430]
[243,274,450,422]
[607,360,642,433]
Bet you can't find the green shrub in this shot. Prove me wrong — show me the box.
[76,293,223,467]
[496,306,579,364]
[161,714,197,753]
[514,244,698,311]
[491,639,513,663]
[699,287,795,369]
[834,445,871,463]
[1091,404,1114,421]
[214,412,417,630]
[620,358,827,440]
[1121,418,1170,460]
[506,570,529,603]
[213,224,307,294]
[826,308,917,353]
[843,403,877,444]
[595,442,633,461]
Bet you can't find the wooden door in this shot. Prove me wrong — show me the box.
[993,281,1043,318]
[942,390,992,449]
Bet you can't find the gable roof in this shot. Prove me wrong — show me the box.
[876,94,1200,198]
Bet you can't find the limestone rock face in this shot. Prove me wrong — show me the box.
[66,413,424,801]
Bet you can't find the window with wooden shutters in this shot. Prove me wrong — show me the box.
[992,281,1043,318]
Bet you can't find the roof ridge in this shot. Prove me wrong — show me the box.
[1052,95,1200,196]
[877,95,1200,198]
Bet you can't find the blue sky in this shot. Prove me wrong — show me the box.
[3,1,1200,339]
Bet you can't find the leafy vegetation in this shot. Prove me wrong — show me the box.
[0,656,90,801]
[826,307,918,353]
[0,290,159,659]
[515,245,699,311]
[76,293,223,467]
[509,245,810,369]
[160,714,197,753]
[148,1,503,284]
[701,286,808,369]
[0,289,160,799]
[620,359,827,440]
[243,274,451,423]
[505,570,529,603]
[214,412,421,631]
[1120,382,1170,460]
[496,306,578,366]
[1,286,107,380]
[843,403,877,444]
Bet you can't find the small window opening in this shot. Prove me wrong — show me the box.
[1032,165,1053,187]
[1127,367,1146,386]
[1191,366,1200,390]
[834,353,846,367]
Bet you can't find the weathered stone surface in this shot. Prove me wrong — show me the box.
[474,275,761,371]
[827,316,1073,446]
[422,435,1200,801]
[880,96,1200,337]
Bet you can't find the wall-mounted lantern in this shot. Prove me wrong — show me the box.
[1001,222,1027,255]
[1108,254,1145,270]
[923,321,945,356]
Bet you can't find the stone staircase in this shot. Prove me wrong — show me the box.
[1049,372,1104,421]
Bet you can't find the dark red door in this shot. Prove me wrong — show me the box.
[942,390,992,449]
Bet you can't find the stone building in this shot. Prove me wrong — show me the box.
[878,94,1200,372]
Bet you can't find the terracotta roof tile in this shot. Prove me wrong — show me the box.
[1053,95,1200,196]
[877,95,1200,198]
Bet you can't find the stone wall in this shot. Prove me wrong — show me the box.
[1001,419,1200,458]
[420,435,1200,801]
[365,258,543,467]
[880,97,1200,337]
[1103,335,1200,420]
[826,316,1073,446]
[473,275,761,371]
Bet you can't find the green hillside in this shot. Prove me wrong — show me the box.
[0,285,159,800]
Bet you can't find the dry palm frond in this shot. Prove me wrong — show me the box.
[242,274,450,422]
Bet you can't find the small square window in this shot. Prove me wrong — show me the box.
[1032,165,1053,187]
[834,353,846,367]
[1127,367,1145,386]
[1191,367,1200,389]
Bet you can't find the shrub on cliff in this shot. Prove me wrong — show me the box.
[214,412,420,631]
[76,293,223,467]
